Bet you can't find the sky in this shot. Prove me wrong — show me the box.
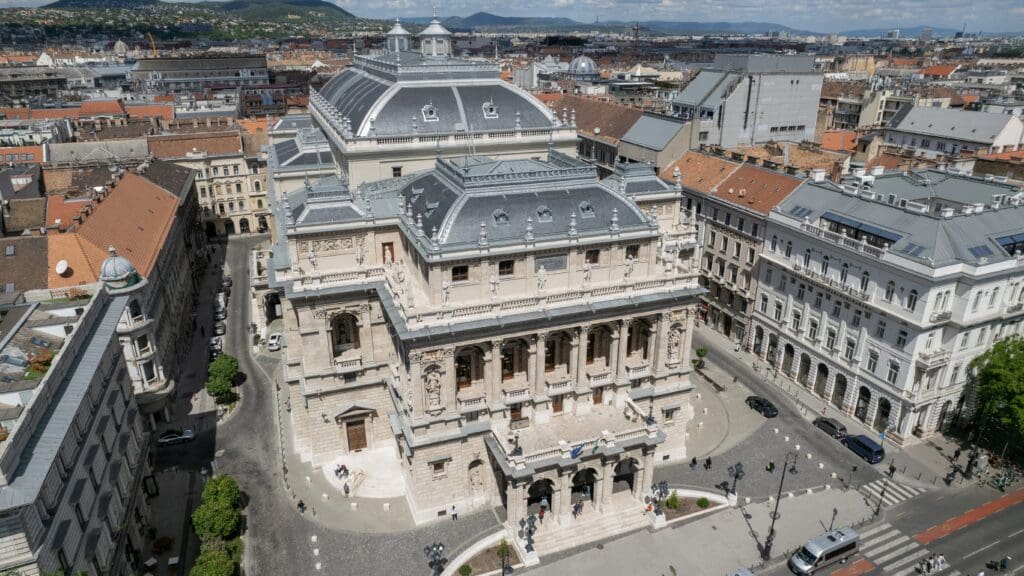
[1,0,1023,33]
[340,0,1024,33]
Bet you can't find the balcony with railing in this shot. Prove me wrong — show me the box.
[457,385,487,412]
[798,222,888,259]
[916,348,951,369]
[488,402,660,471]
[544,368,573,395]
[930,310,953,323]
[625,357,651,380]
[586,362,613,387]
[762,251,873,302]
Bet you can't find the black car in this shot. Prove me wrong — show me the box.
[221,276,233,289]
[813,417,847,439]
[746,395,779,418]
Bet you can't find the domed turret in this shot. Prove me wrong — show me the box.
[418,15,452,58]
[99,246,141,290]
[387,18,412,53]
[569,55,599,80]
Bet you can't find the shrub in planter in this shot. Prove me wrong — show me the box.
[458,565,472,576]
[665,491,680,510]
[696,497,710,508]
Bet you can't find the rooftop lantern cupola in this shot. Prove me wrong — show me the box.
[418,7,452,58]
[387,18,413,53]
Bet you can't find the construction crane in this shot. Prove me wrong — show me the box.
[147,33,158,56]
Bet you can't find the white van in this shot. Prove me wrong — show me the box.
[789,527,859,574]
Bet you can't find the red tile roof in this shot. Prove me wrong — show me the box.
[46,194,93,231]
[659,151,740,193]
[126,103,174,121]
[711,164,804,215]
[0,146,43,164]
[148,132,242,159]
[48,171,179,288]
[821,130,859,153]
[80,99,126,117]
[920,64,960,78]
[545,94,643,143]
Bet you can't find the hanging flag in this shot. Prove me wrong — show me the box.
[570,445,583,459]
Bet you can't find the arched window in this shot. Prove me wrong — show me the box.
[128,299,143,320]
[840,263,849,283]
[784,241,792,258]
[331,313,360,355]
[254,180,262,191]
[860,271,870,292]
[907,290,919,311]
[803,249,811,268]
[989,287,1001,308]
[821,256,830,275]
[771,236,778,252]
[885,281,896,302]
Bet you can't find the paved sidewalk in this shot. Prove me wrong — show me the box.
[526,488,875,576]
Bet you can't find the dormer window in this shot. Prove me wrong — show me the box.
[537,205,552,222]
[492,209,510,225]
[579,201,595,218]
[482,101,499,119]
[422,104,439,122]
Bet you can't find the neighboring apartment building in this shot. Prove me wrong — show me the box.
[752,167,1024,445]
[0,286,151,575]
[825,87,951,131]
[666,151,804,344]
[308,18,576,187]
[46,160,204,427]
[543,94,643,176]
[149,131,269,235]
[130,55,269,93]
[671,54,822,149]
[884,105,1024,159]
[0,66,68,102]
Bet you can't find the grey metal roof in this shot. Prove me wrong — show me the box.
[0,293,126,510]
[46,139,149,165]
[885,105,1017,145]
[271,115,314,132]
[672,70,739,108]
[620,114,687,151]
[777,169,1024,267]
[318,68,392,137]
[712,54,816,74]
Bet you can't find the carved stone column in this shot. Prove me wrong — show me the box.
[576,327,589,387]
[569,331,580,385]
[652,313,669,375]
[488,341,503,406]
[410,353,424,414]
[443,348,457,411]
[359,304,374,362]
[617,320,630,381]
[533,333,546,397]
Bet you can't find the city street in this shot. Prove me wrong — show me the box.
[759,486,1024,576]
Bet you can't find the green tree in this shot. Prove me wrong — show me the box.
[203,475,242,510]
[190,549,236,576]
[496,538,510,572]
[206,377,232,401]
[694,347,708,369]
[209,354,239,383]
[969,335,1024,436]
[192,499,241,541]
[458,565,472,576]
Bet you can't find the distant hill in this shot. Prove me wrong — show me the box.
[47,0,158,8]
[406,13,811,35]
[196,0,355,22]
[45,0,356,22]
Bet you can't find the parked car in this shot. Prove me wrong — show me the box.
[267,333,284,351]
[216,292,227,310]
[813,417,847,439]
[221,276,232,289]
[214,307,227,321]
[745,395,779,418]
[157,429,195,446]
[214,322,227,336]
[842,434,886,464]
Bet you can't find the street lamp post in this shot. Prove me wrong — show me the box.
[424,542,446,576]
[874,423,896,516]
[728,463,745,495]
[762,452,798,561]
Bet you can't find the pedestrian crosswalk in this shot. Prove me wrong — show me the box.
[858,523,961,576]
[858,479,926,509]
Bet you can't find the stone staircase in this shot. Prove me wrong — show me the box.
[532,496,651,557]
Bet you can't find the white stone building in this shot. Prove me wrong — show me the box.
[751,167,1024,445]
[883,105,1024,159]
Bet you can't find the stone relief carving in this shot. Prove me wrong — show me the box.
[424,366,443,413]
[536,266,547,291]
[667,326,682,361]
[470,464,484,495]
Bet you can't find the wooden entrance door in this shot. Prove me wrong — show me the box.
[510,403,522,420]
[346,419,367,451]
[552,395,564,414]
[593,387,603,405]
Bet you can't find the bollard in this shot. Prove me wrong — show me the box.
[306,476,311,484]
[315,563,322,571]
[774,428,779,434]
[702,407,708,415]
[351,502,358,511]
[322,493,329,500]
[806,488,813,495]
[311,535,318,543]
[745,497,751,504]
[818,462,824,469]
[806,453,812,459]
[830,471,836,478]
[795,444,800,451]
[784,435,790,442]
[698,421,704,429]
[696,392,702,400]
[787,492,794,498]
[825,484,830,490]
[313,549,320,556]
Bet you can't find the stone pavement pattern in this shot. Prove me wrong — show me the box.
[526,488,875,576]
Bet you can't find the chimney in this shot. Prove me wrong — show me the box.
[871,165,884,176]
[810,168,827,182]
[940,207,955,219]
[853,167,866,178]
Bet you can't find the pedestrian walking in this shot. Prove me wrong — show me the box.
[926,556,934,574]
[937,555,947,570]
[888,463,897,479]
[918,559,927,574]
[705,457,712,470]
[953,449,962,462]
[450,504,458,521]
[766,461,775,473]
[690,457,698,469]
[297,499,306,514]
